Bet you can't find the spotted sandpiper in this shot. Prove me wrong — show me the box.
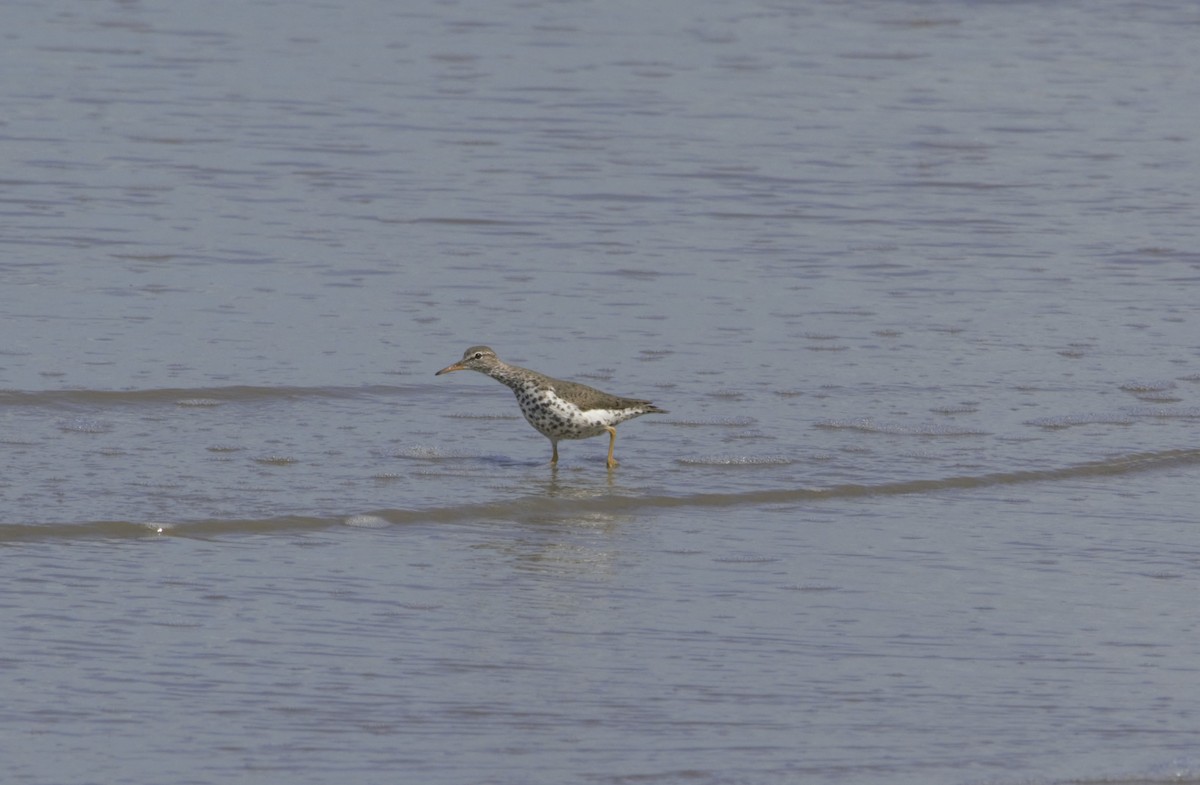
[435,346,667,468]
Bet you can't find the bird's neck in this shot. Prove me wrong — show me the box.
[485,362,539,392]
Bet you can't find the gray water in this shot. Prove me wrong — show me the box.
[3,1,1200,783]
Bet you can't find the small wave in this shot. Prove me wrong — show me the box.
[1026,413,1134,429]
[1127,405,1200,419]
[1069,756,1200,785]
[0,384,417,408]
[930,405,979,415]
[1120,379,1177,393]
[706,390,747,400]
[1128,391,1185,403]
[665,416,755,427]
[677,455,796,467]
[391,445,480,460]
[56,416,112,433]
[253,455,298,466]
[344,514,390,528]
[1028,407,1200,427]
[7,448,1200,543]
[1129,391,1183,403]
[814,418,987,436]
[445,412,518,420]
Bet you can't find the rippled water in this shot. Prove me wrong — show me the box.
[4,1,1200,783]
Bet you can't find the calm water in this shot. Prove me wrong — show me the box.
[3,0,1200,783]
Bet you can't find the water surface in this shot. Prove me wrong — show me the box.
[4,1,1200,783]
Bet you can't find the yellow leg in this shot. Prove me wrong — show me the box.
[550,441,559,465]
[605,426,619,469]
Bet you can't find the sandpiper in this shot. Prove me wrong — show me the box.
[435,346,667,468]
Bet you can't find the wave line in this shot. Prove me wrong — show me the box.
[2,448,1196,542]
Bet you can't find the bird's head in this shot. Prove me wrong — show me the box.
[435,345,500,375]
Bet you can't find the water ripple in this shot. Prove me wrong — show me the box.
[5,447,1197,542]
[814,418,987,436]
[676,455,796,466]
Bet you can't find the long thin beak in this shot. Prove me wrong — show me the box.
[435,362,466,376]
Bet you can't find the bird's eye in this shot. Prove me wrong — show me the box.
[473,352,484,359]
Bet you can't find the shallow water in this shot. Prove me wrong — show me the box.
[4,0,1200,783]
